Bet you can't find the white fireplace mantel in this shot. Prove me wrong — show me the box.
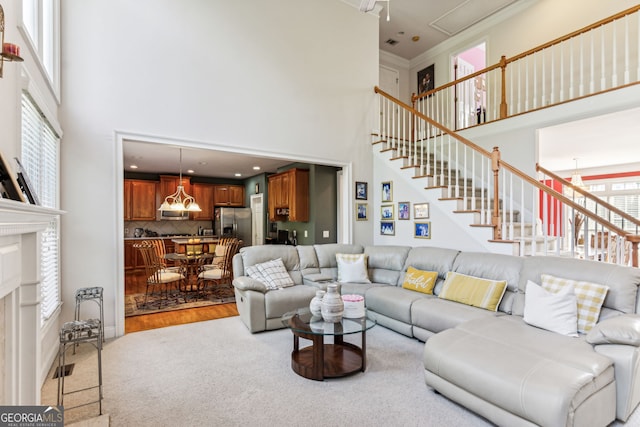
[0,198,64,405]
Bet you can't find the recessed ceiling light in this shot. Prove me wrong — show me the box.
[235,173,242,177]
[187,169,195,174]
[253,166,261,170]
[130,164,138,169]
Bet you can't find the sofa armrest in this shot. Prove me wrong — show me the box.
[233,276,268,293]
[587,314,640,346]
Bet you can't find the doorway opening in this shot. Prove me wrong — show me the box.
[452,41,486,129]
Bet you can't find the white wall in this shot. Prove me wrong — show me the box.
[59,0,379,336]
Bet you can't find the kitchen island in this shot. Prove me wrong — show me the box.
[171,237,219,254]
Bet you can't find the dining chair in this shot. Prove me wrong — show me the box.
[205,237,238,271]
[134,241,185,308]
[148,239,182,273]
[197,240,240,291]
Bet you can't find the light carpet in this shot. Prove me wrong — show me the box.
[41,317,638,426]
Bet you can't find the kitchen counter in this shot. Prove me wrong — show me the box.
[124,235,218,241]
[170,237,219,244]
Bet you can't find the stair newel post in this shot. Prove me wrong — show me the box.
[491,147,502,240]
[628,235,640,268]
[499,55,508,119]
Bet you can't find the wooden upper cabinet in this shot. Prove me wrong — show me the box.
[213,184,245,207]
[191,183,215,220]
[124,179,157,221]
[268,168,309,222]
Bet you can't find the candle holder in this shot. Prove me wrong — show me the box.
[0,4,24,78]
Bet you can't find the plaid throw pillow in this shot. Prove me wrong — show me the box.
[255,258,294,290]
[541,274,609,333]
[245,265,273,289]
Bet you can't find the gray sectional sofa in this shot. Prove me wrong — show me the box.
[232,243,640,426]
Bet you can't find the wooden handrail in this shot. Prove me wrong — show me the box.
[377,86,629,237]
[537,164,640,229]
[506,4,640,64]
[411,5,640,104]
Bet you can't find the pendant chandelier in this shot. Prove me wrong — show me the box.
[570,158,586,190]
[158,148,201,212]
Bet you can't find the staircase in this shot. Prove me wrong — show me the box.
[370,6,640,267]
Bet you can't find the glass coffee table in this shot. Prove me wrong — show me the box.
[282,307,376,381]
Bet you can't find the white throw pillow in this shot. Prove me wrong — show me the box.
[336,253,371,283]
[245,265,273,289]
[523,280,579,337]
[255,258,294,289]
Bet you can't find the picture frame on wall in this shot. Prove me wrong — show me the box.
[414,202,430,219]
[380,221,395,236]
[398,201,410,220]
[381,204,394,220]
[356,203,368,221]
[417,64,435,94]
[414,222,431,239]
[381,181,393,202]
[355,181,368,200]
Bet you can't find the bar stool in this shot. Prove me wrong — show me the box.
[57,319,103,415]
[74,287,104,348]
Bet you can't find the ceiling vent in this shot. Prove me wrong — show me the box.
[385,38,399,46]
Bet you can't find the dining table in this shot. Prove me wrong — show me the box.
[164,252,214,299]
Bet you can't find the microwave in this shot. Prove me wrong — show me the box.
[158,209,190,221]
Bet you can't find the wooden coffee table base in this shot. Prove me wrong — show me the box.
[290,331,367,381]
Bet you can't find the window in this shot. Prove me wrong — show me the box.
[21,0,60,97]
[586,177,640,234]
[21,93,60,324]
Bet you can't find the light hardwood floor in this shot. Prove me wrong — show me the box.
[125,270,239,334]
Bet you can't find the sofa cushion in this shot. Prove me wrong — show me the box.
[313,243,364,280]
[254,258,295,290]
[523,280,578,337]
[411,297,499,334]
[239,245,303,285]
[402,266,437,294]
[364,245,411,285]
[424,316,615,427]
[366,286,428,324]
[541,273,609,333]
[518,256,639,316]
[264,285,318,319]
[336,253,371,283]
[586,314,640,346]
[438,272,507,312]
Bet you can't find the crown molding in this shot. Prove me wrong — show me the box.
[379,49,410,69]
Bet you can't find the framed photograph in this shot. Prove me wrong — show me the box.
[380,221,395,236]
[381,204,394,220]
[414,222,431,239]
[381,181,393,202]
[0,153,25,202]
[356,203,368,221]
[417,64,435,94]
[414,203,430,219]
[398,201,410,220]
[14,158,40,205]
[355,181,368,200]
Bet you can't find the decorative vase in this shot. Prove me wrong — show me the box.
[321,284,344,322]
[309,290,325,317]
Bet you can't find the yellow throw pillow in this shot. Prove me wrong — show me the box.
[402,267,438,294]
[540,274,609,333]
[439,272,507,312]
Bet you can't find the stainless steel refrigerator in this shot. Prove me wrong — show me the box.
[214,207,252,244]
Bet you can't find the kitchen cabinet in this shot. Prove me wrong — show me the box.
[124,240,144,270]
[213,184,245,207]
[124,179,157,221]
[268,168,309,222]
[191,183,215,220]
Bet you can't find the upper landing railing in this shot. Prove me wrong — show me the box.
[412,5,640,131]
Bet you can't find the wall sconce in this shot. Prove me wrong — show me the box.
[0,4,24,78]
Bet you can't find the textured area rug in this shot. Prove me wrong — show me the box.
[125,285,235,317]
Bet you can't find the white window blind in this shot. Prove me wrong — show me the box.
[21,93,60,323]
